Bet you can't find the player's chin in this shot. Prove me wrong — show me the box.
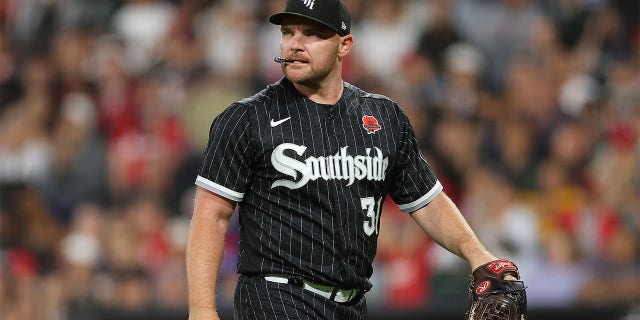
[284,70,313,84]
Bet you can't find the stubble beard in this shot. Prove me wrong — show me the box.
[282,56,336,89]
[283,65,328,88]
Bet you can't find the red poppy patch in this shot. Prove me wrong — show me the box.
[362,115,381,134]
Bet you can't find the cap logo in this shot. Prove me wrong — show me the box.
[341,21,347,30]
[302,0,315,10]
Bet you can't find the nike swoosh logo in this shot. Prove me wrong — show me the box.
[270,117,291,127]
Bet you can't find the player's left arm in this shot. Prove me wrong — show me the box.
[408,192,498,272]
[410,192,527,319]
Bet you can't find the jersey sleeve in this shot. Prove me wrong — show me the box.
[388,111,442,212]
[196,103,254,202]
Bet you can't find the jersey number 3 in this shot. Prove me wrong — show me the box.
[361,197,382,236]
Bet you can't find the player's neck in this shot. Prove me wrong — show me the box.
[293,74,344,105]
[298,84,343,105]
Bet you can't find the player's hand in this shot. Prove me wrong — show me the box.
[503,274,518,281]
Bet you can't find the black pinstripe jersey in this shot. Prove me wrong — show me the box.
[196,78,442,291]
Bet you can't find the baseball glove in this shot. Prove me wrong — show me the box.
[465,259,527,320]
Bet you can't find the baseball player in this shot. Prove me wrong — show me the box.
[186,1,526,320]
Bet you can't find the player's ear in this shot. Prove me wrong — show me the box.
[338,34,353,58]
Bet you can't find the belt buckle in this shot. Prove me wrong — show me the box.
[332,287,359,303]
[329,287,340,301]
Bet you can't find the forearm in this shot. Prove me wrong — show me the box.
[410,193,496,270]
[186,213,226,311]
[186,188,235,316]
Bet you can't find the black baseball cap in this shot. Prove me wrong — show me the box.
[269,0,351,36]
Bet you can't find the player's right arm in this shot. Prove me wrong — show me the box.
[187,186,237,320]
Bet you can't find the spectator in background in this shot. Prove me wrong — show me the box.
[453,0,543,92]
[50,28,94,100]
[376,197,432,309]
[479,118,538,190]
[0,32,21,111]
[101,212,141,272]
[579,226,640,305]
[59,204,105,319]
[3,0,59,55]
[524,229,589,307]
[111,267,154,311]
[416,0,463,74]
[154,257,189,311]
[0,54,53,186]
[547,121,592,185]
[125,196,172,275]
[112,0,175,74]
[426,115,478,201]
[39,92,108,223]
[461,168,539,264]
[197,0,257,79]
[0,184,66,320]
[0,184,64,274]
[106,73,188,204]
[353,0,426,81]
[440,42,485,118]
[93,35,140,144]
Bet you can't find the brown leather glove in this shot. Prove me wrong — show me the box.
[465,259,527,320]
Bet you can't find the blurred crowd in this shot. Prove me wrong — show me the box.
[0,0,638,319]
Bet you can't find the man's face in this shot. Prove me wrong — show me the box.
[279,16,341,86]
